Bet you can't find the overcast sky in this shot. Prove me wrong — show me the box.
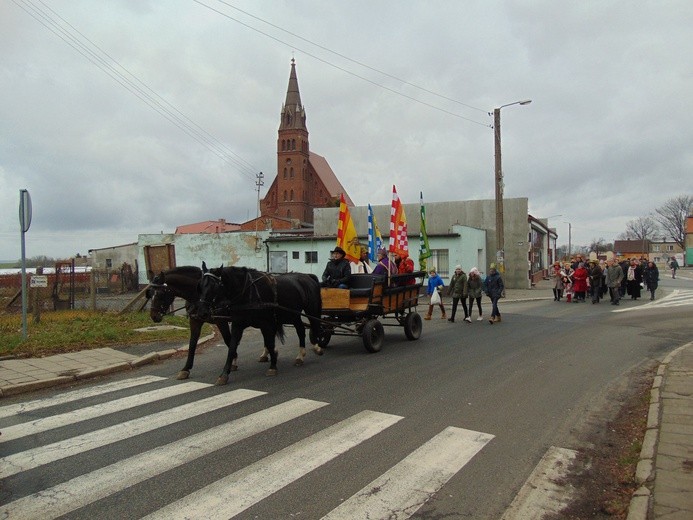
[1,0,692,261]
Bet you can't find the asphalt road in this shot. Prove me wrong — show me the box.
[1,275,691,519]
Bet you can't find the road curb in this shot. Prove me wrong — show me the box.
[627,341,692,520]
[0,333,217,398]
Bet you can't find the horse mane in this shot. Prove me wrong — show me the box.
[167,265,203,277]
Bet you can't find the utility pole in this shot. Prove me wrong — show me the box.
[255,172,264,250]
[493,100,531,274]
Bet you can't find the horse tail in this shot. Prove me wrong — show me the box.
[275,321,286,344]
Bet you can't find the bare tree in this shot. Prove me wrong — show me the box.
[589,238,613,256]
[624,216,659,241]
[653,195,692,249]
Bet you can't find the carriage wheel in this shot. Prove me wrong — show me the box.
[362,319,384,353]
[404,312,422,340]
[316,327,332,348]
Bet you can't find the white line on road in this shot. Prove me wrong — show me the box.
[321,426,494,520]
[0,388,264,478]
[0,381,211,442]
[0,375,166,420]
[1,398,327,520]
[500,446,578,520]
[141,410,404,520]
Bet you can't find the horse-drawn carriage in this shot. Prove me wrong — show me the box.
[316,271,425,352]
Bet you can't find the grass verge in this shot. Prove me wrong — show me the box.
[0,310,209,358]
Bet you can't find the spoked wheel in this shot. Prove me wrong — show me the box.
[403,312,422,340]
[316,327,332,348]
[362,319,384,353]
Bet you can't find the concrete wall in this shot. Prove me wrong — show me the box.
[313,198,529,288]
[89,243,138,270]
[137,232,271,285]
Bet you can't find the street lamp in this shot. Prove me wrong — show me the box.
[493,99,531,274]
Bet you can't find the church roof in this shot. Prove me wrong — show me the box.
[309,151,353,206]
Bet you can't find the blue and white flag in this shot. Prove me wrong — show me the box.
[367,204,383,262]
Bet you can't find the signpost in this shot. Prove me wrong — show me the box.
[19,189,32,339]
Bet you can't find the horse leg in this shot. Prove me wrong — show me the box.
[217,321,238,372]
[177,318,202,380]
[216,324,242,386]
[261,327,278,376]
[309,317,324,356]
[258,347,270,363]
[294,321,307,367]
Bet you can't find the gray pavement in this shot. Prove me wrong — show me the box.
[1,277,691,519]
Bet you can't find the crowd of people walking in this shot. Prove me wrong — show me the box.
[425,263,504,325]
[551,254,660,306]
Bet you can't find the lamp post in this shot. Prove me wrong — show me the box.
[493,99,531,274]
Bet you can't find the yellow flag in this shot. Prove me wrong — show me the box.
[337,194,361,262]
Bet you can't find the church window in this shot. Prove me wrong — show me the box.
[283,190,287,201]
[290,167,294,178]
[290,189,294,201]
[281,140,285,151]
[283,168,287,179]
[292,139,296,150]
[287,209,291,218]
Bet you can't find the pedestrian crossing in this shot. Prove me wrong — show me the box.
[612,289,693,313]
[0,375,495,519]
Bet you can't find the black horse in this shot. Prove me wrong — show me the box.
[147,266,239,381]
[196,263,323,384]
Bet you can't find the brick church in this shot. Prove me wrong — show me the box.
[251,59,353,230]
[178,59,353,234]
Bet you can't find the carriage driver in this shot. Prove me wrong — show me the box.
[321,246,351,288]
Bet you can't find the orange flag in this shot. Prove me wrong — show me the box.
[337,193,361,262]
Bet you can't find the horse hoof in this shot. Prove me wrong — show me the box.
[294,358,304,367]
[215,375,229,385]
[176,371,190,380]
[266,368,278,377]
[313,346,324,356]
[258,355,269,363]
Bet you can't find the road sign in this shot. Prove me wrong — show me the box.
[19,189,32,233]
[30,275,48,288]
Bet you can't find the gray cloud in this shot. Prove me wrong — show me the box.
[1,0,692,261]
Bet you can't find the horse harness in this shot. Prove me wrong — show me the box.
[201,270,279,317]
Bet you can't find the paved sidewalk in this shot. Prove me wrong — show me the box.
[0,277,690,519]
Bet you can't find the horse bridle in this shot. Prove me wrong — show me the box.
[147,282,186,317]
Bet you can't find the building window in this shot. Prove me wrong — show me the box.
[292,139,296,150]
[666,245,674,251]
[287,209,291,218]
[292,251,300,260]
[106,259,112,268]
[283,190,288,201]
[290,167,294,178]
[429,249,449,278]
[653,245,660,252]
[283,168,287,179]
[281,140,285,151]
[290,189,294,201]
[305,251,318,263]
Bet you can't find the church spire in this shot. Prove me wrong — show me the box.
[280,58,307,131]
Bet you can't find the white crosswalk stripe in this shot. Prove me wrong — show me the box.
[0,376,495,519]
[612,289,693,313]
[0,375,166,419]
[0,380,210,442]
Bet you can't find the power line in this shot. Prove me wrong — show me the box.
[193,0,491,128]
[214,0,488,115]
[12,0,260,182]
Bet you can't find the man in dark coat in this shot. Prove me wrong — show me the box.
[588,259,603,304]
[321,246,351,288]
[484,263,505,324]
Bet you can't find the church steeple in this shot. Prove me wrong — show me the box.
[279,58,307,131]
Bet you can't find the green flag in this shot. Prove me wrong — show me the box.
[419,191,432,272]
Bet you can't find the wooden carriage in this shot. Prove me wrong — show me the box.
[317,271,424,352]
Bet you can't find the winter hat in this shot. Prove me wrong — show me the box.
[469,267,479,276]
[454,265,462,271]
